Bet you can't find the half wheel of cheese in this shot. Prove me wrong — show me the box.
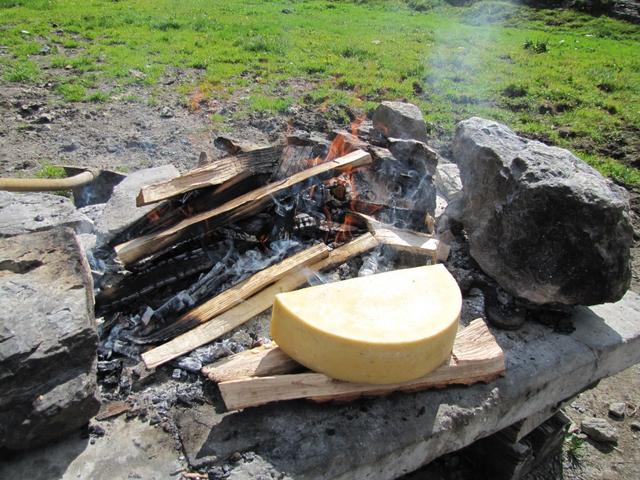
[270,264,461,385]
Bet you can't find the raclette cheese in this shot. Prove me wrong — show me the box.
[270,264,461,384]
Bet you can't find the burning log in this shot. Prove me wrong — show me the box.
[141,233,379,369]
[136,146,283,206]
[115,149,372,266]
[134,243,329,344]
[216,319,505,410]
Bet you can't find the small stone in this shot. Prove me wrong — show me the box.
[172,369,183,380]
[372,101,429,142]
[160,106,174,118]
[629,421,640,432]
[229,452,242,462]
[608,402,626,419]
[35,113,53,124]
[581,417,618,443]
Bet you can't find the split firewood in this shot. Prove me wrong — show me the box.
[355,212,450,262]
[136,145,282,206]
[213,135,268,155]
[141,233,378,369]
[136,243,329,344]
[217,319,504,410]
[95,400,131,421]
[202,343,303,382]
[117,149,372,266]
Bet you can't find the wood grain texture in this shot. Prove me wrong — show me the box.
[356,212,450,262]
[217,319,504,410]
[202,343,302,382]
[136,146,282,206]
[141,233,378,369]
[117,149,372,265]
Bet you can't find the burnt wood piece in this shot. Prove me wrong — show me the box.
[135,243,329,344]
[137,146,282,206]
[141,233,379,369]
[213,136,269,155]
[217,318,505,410]
[202,343,304,382]
[463,411,569,480]
[115,150,372,266]
[96,247,215,311]
[270,145,316,181]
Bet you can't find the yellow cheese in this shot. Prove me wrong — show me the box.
[270,264,461,384]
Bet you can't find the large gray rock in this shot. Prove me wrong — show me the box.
[0,191,93,237]
[453,117,632,306]
[95,165,179,243]
[0,227,100,449]
[372,101,428,143]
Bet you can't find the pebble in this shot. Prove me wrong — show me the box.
[581,417,618,443]
[608,402,626,419]
[160,106,174,118]
[630,421,640,432]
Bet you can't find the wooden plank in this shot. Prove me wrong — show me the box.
[138,243,330,343]
[117,149,372,265]
[136,146,282,206]
[217,319,504,410]
[356,212,450,262]
[141,233,378,369]
[202,343,302,382]
[95,400,130,421]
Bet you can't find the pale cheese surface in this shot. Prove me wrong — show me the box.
[275,264,460,344]
[270,264,462,384]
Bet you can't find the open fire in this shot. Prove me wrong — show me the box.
[92,115,447,379]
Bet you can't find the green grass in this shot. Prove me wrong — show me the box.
[36,162,65,179]
[1,0,639,185]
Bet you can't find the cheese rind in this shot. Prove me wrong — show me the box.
[270,264,461,385]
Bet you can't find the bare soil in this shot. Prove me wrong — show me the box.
[1,76,638,479]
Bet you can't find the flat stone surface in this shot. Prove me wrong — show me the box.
[0,227,99,449]
[175,291,640,479]
[0,190,93,237]
[0,416,185,480]
[95,164,179,243]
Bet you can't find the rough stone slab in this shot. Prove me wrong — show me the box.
[174,291,640,479]
[0,227,99,449]
[0,191,93,237]
[95,165,179,243]
[0,416,185,479]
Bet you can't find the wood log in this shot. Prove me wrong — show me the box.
[141,233,378,369]
[116,149,372,265]
[136,146,282,206]
[202,343,302,382]
[137,243,329,343]
[95,400,130,421]
[356,212,450,262]
[217,319,504,410]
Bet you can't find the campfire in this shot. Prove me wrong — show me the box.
[90,114,498,411]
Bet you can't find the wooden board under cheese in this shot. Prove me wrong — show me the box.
[270,264,462,385]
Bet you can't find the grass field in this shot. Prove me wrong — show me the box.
[1,0,639,185]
